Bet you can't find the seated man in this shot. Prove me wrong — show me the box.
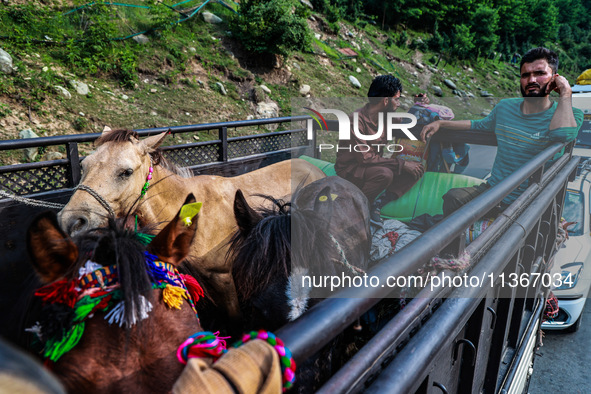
[420,47,584,216]
[335,75,424,225]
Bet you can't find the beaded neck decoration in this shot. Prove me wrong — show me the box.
[28,251,203,363]
[139,157,154,199]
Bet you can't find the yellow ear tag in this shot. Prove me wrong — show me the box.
[331,194,338,201]
[318,195,328,202]
[179,202,202,226]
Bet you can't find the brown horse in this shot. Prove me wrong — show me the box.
[26,196,204,393]
[58,129,325,319]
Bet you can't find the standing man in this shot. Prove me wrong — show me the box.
[335,75,424,224]
[420,47,584,216]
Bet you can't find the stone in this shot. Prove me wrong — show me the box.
[42,66,48,72]
[415,63,424,70]
[132,34,150,44]
[260,85,271,94]
[45,152,63,161]
[480,110,491,116]
[256,101,279,118]
[299,84,311,96]
[102,126,112,133]
[252,86,266,103]
[69,80,89,95]
[202,11,222,24]
[356,67,361,73]
[150,88,158,93]
[480,90,493,97]
[121,94,129,100]
[150,111,157,116]
[349,75,361,88]
[432,86,443,97]
[493,71,500,75]
[444,79,457,90]
[189,47,196,52]
[466,92,475,98]
[0,48,13,74]
[246,115,255,120]
[315,33,321,40]
[428,66,438,73]
[19,128,39,162]
[193,135,200,141]
[467,68,474,73]
[54,86,71,100]
[309,16,316,22]
[216,82,227,95]
[78,112,85,117]
[299,0,313,9]
[292,62,301,70]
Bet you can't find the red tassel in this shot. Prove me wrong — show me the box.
[35,280,78,308]
[180,274,204,302]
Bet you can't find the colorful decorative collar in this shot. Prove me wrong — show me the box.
[28,252,203,363]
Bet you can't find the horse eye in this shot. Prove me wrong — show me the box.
[120,168,133,177]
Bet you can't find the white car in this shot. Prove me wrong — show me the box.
[542,154,591,332]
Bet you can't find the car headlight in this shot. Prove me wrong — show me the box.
[555,262,583,290]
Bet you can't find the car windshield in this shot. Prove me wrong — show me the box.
[563,190,584,236]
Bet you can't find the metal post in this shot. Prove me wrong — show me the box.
[219,127,228,162]
[66,142,81,186]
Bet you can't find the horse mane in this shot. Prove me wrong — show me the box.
[95,129,192,178]
[77,217,154,326]
[229,195,334,301]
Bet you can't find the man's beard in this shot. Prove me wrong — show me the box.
[521,81,549,97]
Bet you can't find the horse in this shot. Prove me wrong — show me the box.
[228,175,371,331]
[25,195,205,393]
[57,129,326,320]
[228,176,371,392]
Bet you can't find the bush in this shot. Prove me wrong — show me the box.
[230,0,311,58]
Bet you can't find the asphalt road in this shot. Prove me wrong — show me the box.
[529,300,591,393]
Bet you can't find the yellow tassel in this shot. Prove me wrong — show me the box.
[162,285,187,309]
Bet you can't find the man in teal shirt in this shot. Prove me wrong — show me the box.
[420,47,584,215]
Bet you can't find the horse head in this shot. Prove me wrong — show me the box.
[26,194,204,393]
[58,129,169,236]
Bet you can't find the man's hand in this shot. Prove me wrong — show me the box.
[420,120,441,142]
[402,160,424,180]
[545,74,572,98]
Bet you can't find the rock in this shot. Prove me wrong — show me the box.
[0,48,13,74]
[42,66,48,72]
[189,47,196,52]
[260,85,271,94]
[309,16,316,22]
[150,110,157,116]
[78,112,85,117]
[444,79,457,90]
[202,11,222,24]
[415,62,424,70]
[493,71,500,75]
[299,0,313,9]
[257,101,279,117]
[467,68,474,73]
[356,67,361,73]
[69,80,89,95]
[432,86,443,97]
[314,33,321,40]
[193,135,200,141]
[292,62,301,70]
[299,84,311,96]
[19,129,39,162]
[150,88,158,93]
[349,75,361,88]
[466,92,475,98]
[480,90,493,97]
[132,34,150,44]
[246,115,255,120]
[252,86,266,103]
[45,152,63,161]
[121,94,129,100]
[480,110,491,116]
[102,126,112,133]
[428,66,438,73]
[216,82,227,95]
[54,86,71,100]
[351,41,361,50]
[197,79,204,86]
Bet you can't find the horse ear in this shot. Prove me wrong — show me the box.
[233,189,262,235]
[141,131,168,153]
[148,194,198,265]
[27,212,79,283]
